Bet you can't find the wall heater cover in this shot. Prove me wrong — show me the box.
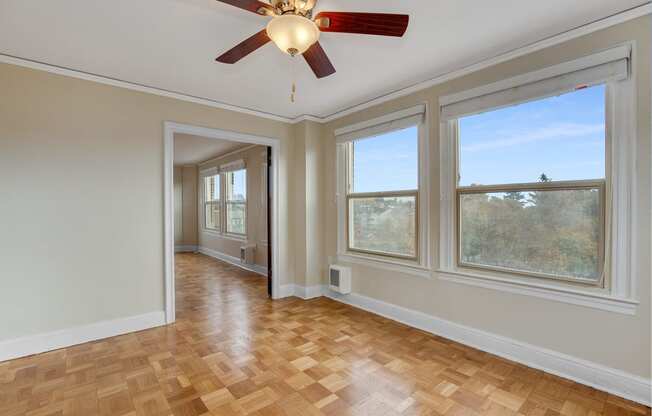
[329,264,351,294]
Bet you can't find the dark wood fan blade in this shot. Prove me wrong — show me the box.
[314,12,409,37]
[216,30,271,64]
[215,0,273,16]
[303,42,335,79]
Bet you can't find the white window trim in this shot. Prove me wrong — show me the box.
[336,104,431,275]
[199,167,248,241]
[200,170,221,232]
[438,43,639,315]
[224,168,247,237]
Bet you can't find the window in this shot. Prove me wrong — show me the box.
[457,85,606,283]
[204,174,220,231]
[346,128,418,259]
[226,169,246,235]
[336,105,427,265]
[439,45,638,310]
[201,162,247,238]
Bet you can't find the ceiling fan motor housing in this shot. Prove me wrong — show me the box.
[270,0,316,17]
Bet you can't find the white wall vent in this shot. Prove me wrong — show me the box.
[329,265,351,294]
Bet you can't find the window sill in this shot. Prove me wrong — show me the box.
[436,268,638,315]
[337,252,431,279]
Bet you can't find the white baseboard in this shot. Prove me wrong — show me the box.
[198,246,268,276]
[175,244,198,253]
[277,284,324,300]
[278,284,296,299]
[323,288,650,406]
[292,284,325,300]
[0,311,166,363]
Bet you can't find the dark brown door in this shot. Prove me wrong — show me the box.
[267,146,272,297]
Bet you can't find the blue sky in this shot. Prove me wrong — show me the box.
[459,84,605,186]
[353,85,605,191]
[353,126,418,192]
[230,170,246,200]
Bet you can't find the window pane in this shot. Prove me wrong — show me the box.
[353,126,418,193]
[212,203,220,231]
[459,188,602,281]
[227,202,246,234]
[459,85,605,186]
[204,175,219,201]
[227,170,246,201]
[349,195,416,258]
[226,169,246,234]
[205,202,220,230]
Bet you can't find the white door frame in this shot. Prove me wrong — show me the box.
[163,121,281,324]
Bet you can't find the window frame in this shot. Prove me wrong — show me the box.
[455,177,607,286]
[200,165,247,240]
[336,104,430,271]
[224,168,247,237]
[437,44,639,313]
[203,173,221,232]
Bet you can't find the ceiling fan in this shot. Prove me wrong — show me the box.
[214,0,409,79]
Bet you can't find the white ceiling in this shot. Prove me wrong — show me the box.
[174,133,249,165]
[0,1,646,120]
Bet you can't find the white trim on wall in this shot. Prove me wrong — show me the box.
[321,288,651,406]
[198,246,268,276]
[0,4,648,123]
[0,312,166,363]
[164,122,282,324]
[175,244,198,253]
[279,284,325,300]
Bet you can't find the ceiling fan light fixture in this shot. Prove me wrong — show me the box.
[266,15,320,56]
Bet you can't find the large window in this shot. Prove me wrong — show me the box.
[438,44,639,306]
[201,164,247,237]
[456,86,606,283]
[226,169,247,235]
[346,126,419,259]
[203,174,221,231]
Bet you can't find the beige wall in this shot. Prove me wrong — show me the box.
[173,165,198,247]
[321,17,651,378]
[197,145,269,268]
[291,121,328,286]
[0,62,294,341]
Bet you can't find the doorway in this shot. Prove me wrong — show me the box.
[163,122,281,324]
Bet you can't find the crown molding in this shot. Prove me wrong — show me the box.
[0,53,294,123]
[1,3,649,125]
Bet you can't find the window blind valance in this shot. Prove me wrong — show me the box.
[199,167,218,177]
[220,159,245,172]
[440,45,630,121]
[335,104,425,143]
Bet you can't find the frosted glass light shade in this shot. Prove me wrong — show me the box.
[266,15,320,56]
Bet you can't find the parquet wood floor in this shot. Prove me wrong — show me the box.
[1,253,649,416]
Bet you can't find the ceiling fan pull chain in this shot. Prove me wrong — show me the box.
[290,55,297,103]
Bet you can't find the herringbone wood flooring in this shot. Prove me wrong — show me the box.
[0,253,649,416]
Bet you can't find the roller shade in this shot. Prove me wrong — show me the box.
[336,104,425,143]
[220,159,245,172]
[199,166,218,177]
[441,45,630,121]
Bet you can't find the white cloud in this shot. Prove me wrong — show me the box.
[461,123,604,152]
